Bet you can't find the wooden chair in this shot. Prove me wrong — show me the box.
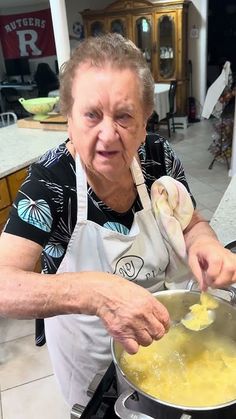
[0,112,17,127]
[158,80,177,137]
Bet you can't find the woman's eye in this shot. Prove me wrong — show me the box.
[85,111,99,120]
[116,114,131,125]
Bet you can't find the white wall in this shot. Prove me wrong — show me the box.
[188,0,208,117]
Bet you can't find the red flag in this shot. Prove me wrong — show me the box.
[0,9,56,59]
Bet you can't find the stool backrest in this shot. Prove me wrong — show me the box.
[0,112,17,127]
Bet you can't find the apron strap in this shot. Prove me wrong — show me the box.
[130,157,152,211]
[75,154,88,222]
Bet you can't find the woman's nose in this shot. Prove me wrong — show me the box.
[98,117,118,143]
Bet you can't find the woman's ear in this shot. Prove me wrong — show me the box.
[67,117,73,143]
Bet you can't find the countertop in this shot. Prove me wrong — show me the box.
[0,124,67,178]
[210,175,236,247]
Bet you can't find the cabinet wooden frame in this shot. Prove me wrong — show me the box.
[0,167,28,234]
[82,0,190,115]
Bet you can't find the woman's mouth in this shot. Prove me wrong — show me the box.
[97,151,118,158]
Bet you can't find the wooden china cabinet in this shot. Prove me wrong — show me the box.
[81,0,190,115]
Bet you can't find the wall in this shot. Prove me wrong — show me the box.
[188,0,208,117]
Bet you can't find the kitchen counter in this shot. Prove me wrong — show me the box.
[0,124,67,178]
[210,175,236,247]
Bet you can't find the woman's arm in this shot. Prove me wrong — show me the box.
[0,232,169,354]
[184,210,236,290]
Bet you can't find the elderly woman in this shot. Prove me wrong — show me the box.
[0,33,235,408]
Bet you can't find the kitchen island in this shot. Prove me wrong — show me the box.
[210,175,236,247]
[0,124,66,178]
[0,124,67,231]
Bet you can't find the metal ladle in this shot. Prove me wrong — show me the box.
[179,308,216,331]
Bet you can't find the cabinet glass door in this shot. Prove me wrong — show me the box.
[158,14,175,79]
[109,19,126,36]
[90,21,105,37]
[135,17,152,67]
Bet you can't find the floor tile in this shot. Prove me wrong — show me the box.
[199,208,214,221]
[187,177,217,197]
[1,375,70,419]
[0,335,53,391]
[196,189,225,211]
[0,318,35,344]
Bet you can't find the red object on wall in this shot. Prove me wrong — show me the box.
[0,9,56,59]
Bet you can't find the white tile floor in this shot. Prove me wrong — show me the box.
[0,119,232,419]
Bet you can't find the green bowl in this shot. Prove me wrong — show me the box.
[19,97,60,120]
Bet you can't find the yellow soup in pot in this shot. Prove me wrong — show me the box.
[120,326,236,407]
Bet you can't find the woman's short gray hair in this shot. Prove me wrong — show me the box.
[59,33,154,117]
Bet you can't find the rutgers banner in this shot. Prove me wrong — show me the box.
[0,9,56,59]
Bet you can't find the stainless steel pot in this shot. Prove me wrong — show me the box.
[111,288,236,419]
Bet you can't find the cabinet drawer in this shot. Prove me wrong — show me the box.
[0,206,10,233]
[7,167,28,202]
[0,178,11,210]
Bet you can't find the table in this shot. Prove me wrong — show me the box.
[0,83,37,113]
[154,83,170,121]
[0,124,66,178]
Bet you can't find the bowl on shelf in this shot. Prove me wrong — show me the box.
[18,97,60,121]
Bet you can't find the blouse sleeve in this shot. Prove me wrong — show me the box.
[4,164,62,247]
[162,138,196,207]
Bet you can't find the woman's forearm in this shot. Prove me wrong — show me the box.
[0,265,170,354]
[0,267,99,319]
[184,210,218,251]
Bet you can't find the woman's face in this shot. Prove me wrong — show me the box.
[68,63,148,181]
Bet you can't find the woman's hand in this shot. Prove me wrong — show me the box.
[188,237,236,291]
[93,273,170,355]
[184,210,236,290]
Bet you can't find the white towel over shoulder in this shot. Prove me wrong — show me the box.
[151,176,195,288]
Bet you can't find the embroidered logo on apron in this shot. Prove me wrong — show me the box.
[114,255,144,280]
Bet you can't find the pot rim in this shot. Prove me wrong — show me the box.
[111,288,236,412]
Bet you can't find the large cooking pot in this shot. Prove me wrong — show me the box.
[111,288,236,419]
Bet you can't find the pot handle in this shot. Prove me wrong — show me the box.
[115,389,193,419]
[225,286,236,305]
[115,388,156,419]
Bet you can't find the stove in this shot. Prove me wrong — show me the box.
[71,363,118,419]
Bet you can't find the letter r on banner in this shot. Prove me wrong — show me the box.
[16,29,42,56]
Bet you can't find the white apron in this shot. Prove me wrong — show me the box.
[45,155,170,407]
